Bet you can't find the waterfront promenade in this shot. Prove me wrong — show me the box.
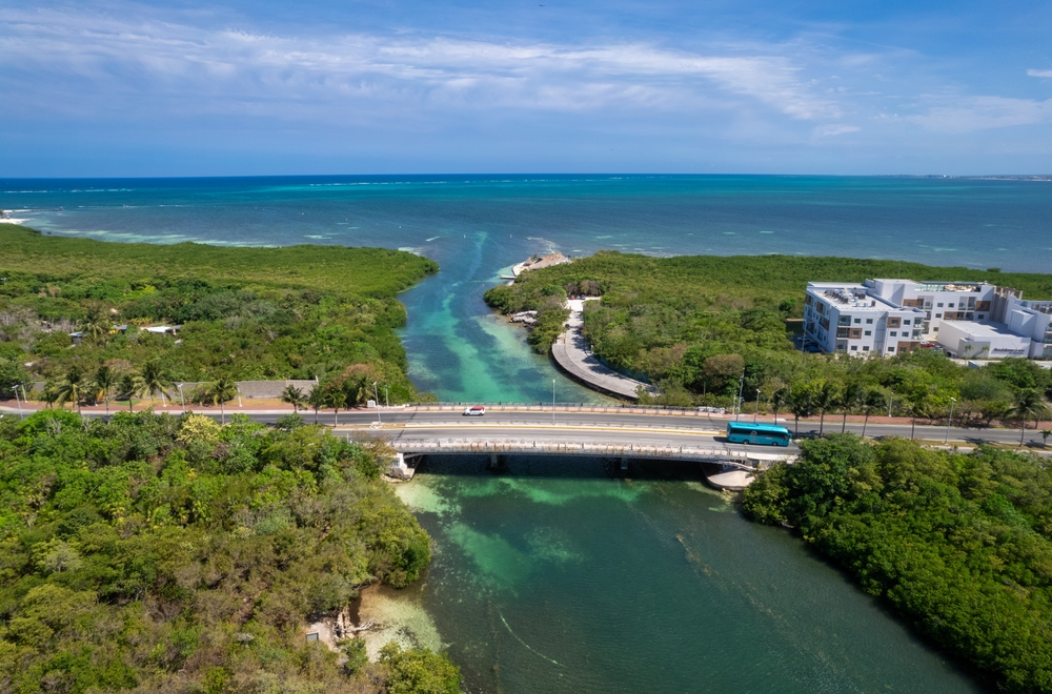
[550,299,658,400]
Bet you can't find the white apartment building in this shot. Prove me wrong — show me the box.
[804,283,926,356]
[1007,300,1052,359]
[804,278,1052,360]
[864,279,999,338]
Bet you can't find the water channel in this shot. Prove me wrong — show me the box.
[7,174,1029,691]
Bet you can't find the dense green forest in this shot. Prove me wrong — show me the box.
[743,436,1052,693]
[0,226,438,405]
[0,409,460,693]
[485,252,1052,427]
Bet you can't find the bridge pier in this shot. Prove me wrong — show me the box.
[488,453,504,470]
[620,456,628,471]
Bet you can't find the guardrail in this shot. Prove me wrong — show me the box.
[389,438,794,470]
[398,403,729,417]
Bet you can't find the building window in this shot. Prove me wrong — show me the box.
[864,330,871,336]
[937,303,944,307]
[854,318,861,324]
[934,327,939,332]
[935,313,942,318]
[978,314,985,319]
[890,331,897,337]
[850,346,858,351]
[903,319,910,325]
[866,318,873,324]
[862,346,870,351]
[887,347,895,352]
[947,303,954,308]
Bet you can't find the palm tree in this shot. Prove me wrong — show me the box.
[281,385,306,412]
[92,364,118,415]
[811,382,839,436]
[769,388,788,422]
[55,366,88,413]
[79,306,110,345]
[204,377,239,424]
[860,388,887,440]
[135,360,173,406]
[308,386,326,424]
[118,373,137,411]
[326,384,348,426]
[787,387,811,436]
[42,380,60,409]
[839,382,862,433]
[906,398,931,440]
[1008,389,1051,446]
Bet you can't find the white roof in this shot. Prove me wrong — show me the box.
[942,320,1023,338]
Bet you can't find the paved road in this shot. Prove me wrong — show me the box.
[5,405,1047,449]
[313,409,1041,446]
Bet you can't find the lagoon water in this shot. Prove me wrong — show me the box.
[3,173,1042,691]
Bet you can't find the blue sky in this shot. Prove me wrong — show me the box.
[2,0,1051,176]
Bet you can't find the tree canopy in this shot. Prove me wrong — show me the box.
[743,435,1052,693]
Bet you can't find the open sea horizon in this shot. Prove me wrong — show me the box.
[3,173,1050,403]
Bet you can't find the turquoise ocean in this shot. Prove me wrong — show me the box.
[4,174,1048,692]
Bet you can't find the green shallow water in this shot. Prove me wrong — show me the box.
[395,457,987,694]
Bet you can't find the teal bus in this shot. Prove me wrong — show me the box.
[726,422,792,447]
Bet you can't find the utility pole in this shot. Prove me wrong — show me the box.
[888,394,893,418]
[373,382,381,425]
[384,384,389,408]
[754,388,761,423]
[177,383,186,414]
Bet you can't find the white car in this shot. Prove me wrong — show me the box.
[463,406,486,416]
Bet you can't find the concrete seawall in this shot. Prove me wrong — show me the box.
[550,300,658,401]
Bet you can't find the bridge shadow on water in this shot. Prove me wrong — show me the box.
[412,453,730,484]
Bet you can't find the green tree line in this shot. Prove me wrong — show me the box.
[0,226,439,402]
[485,252,1052,429]
[0,409,460,694]
[742,435,1052,693]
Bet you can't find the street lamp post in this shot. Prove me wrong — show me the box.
[552,379,556,425]
[384,384,389,408]
[754,388,761,423]
[177,384,186,414]
[13,383,23,421]
[237,384,243,408]
[373,382,381,424]
[945,397,956,444]
[888,394,893,418]
[735,373,745,422]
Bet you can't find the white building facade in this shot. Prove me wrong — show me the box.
[804,283,925,356]
[804,278,1052,360]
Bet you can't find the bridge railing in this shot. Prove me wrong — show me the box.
[398,402,729,417]
[389,438,794,470]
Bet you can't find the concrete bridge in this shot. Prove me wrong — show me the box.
[382,433,796,488]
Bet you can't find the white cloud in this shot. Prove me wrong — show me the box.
[815,124,859,136]
[0,6,838,120]
[909,96,1052,133]
[1028,69,1052,78]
